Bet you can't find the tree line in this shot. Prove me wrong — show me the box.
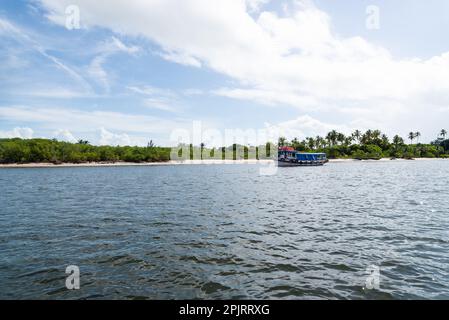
[0,138,171,164]
[1,129,448,164]
[278,129,449,159]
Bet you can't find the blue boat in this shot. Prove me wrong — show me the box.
[278,147,327,167]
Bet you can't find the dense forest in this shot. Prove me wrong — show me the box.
[0,129,448,164]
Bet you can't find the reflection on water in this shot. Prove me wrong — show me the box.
[1,160,449,299]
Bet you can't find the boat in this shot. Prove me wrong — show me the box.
[277,146,328,167]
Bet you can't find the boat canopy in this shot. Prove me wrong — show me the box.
[295,153,327,161]
[278,146,295,152]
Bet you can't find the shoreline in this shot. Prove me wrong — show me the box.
[0,159,274,168]
[330,157,446,162]
[0,158,445,168]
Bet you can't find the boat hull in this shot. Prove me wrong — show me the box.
[277,160,326,167]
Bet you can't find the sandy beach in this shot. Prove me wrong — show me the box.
[0,159,275,168]
[0,158,444,168]
[329,157,445,162]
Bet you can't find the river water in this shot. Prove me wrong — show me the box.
[1,160,448,299]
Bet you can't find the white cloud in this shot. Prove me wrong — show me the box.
[127,85,180,113]
[105,37,140,55]
[98,127,132,146]
[26,0,449,141]
[0,17,21,34]
[213,87,319,108]
[17,87,95,99]
[0,17,92,93]
[143,99,177,112]
[156,50,202,68]
[52,129,77,142]
[127,85,174,97]
[268,115,352,140]
[0,127,34,139]
[88,37,141,92]
[245,0,270,13]
[0,105,190,135]
[37,1,449,109]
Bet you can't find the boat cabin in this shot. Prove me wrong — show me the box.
[278,147,327,166]
[278,146,297,160]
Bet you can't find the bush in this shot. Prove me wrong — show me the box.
[362,144,383,159]
[0,138,171,164]
[351,150,367,160]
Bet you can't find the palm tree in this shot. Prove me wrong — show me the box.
[352,130,361,144]
[306,137,315,150]
[372,130,382,140]
[380,134,389,149]
[408,132,416,145]
[315,136,324,149]
[415,132,421,143]
[441,129,447,140]
[344,136,353,146]
[336,132,345,145]
[278,137,287,147]
[200,142,205,159]
[392,135,404,157]
[291,137,300,150]
[325,133,332,147]
[393,135,404,146]
[326,130,338,147]
[361,130,373,145]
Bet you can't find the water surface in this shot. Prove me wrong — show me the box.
[1,160,449,299]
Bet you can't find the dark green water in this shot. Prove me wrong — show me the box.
[1,160,448,299]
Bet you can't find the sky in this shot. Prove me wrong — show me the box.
[1,0,449,146]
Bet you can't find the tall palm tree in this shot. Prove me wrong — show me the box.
[361,130,373,145]
[306,137,315,150]
[441,129,447,140]
[325,132,332,147]
[380,134,389,149]
[315,136,324,149]
[278,137,287,147]
[352,130,361,144]
[77,139,89,145]
[415,132,421,143]
[372,130,381,140]
[393,135,404,148]
[291,137,300,150]
[408,132,416,145]
[326,130,338,147]
[336,132,345,145]
[200,142,205,160]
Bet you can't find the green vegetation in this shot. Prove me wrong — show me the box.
[0,138,170,164]
[173,143,275,161]
[1,128,448,164]
[278,129,449,160]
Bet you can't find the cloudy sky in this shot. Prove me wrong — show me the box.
[1,0,449,146]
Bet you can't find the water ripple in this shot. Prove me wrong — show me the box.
[1,160,449,299]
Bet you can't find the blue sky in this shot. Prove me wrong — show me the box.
[1,0,449,146]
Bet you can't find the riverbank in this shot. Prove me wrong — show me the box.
[0,158,445,168]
